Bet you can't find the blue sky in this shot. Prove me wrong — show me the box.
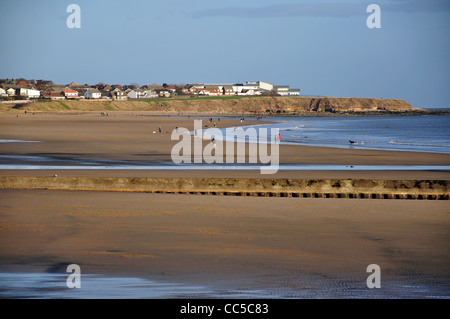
[1,0,449,108]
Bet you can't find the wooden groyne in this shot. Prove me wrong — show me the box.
[0,176,448,200]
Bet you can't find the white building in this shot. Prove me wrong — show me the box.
[144,90,158,98]
[0,88,6,97]
[275,85,301,96]
[18,88,40,98]
[61,89,79,98]
[109,88,128,100]
[245,81,274,92]
[127,89,146,99]
[85,88,101,99]
[186,81,300,96]
[6,88,15,96]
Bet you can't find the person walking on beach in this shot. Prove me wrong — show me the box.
[276,133,281,144]
[158,126,162,133]
[213,122,216,127]
[211,137,216,151]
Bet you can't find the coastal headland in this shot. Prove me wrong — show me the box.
[2,96,447,116]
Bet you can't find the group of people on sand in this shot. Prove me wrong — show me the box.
[208,118,220,127]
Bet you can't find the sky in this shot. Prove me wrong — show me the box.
[0,0,449,108]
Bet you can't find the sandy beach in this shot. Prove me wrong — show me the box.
[0,111,449,298]
[1,111,449,178]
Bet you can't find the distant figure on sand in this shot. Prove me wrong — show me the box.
[276,133,281,143]
[159,127,162,133]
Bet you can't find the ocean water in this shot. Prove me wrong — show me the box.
[195,115,450,154]
[267,115,450,154]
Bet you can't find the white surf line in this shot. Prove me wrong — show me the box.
[0,139,42,143]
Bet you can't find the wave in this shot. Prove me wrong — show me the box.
[281,124,307,131]
[389,141,450,148]
[348,141,378,145]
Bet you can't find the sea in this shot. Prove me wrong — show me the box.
[247,114,450,155]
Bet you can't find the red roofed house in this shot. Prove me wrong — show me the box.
[42,88,65,100]
[196,86,220,96]
[61,89,79,98]
[16,80,29,87]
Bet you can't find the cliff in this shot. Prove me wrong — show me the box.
[1,96,414,115]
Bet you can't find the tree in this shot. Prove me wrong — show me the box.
[162,83,168,88]
[174,85,184,96]
[127,83,139,90]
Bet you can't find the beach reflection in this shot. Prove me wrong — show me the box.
[1,272,448,299]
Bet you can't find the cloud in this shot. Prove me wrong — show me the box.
[192,0,450,19]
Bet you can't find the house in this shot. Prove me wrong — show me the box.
[109,88,128,100]
[42,89,65,100]
[144,90,158,99]
[101,91,111,99]
[246,81,274,92]
[6,88,15,96]
[127,89,146,99]
[18,88,40,98]
[42,88,56,99]
[196,86,221,96]
[61,89,79,98]
[188,85,201,94]
[220,85,235,95]
[16,80,29,87]
[0,88,6,97]
[68,82,79,88]
[97,84,112,92]
[275,85,300,96]
[154,88,171,98]
[85,88,101,99]
[240,89,260,96]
